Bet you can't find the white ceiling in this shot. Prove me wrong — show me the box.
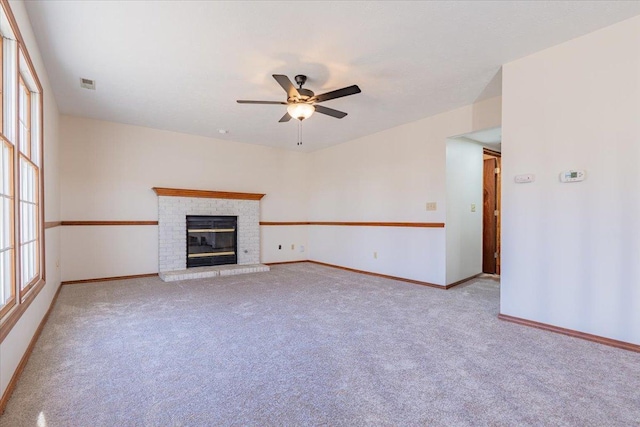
[25,1,640,152]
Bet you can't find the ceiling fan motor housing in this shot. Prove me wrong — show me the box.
[295,88,314,100]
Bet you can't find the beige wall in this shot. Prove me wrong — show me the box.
[60,96,501,285]
[501,16,640,344]
[59,116,310,280]
[1,0,61,400]
[445,138,483,285]
[308,97,501,284]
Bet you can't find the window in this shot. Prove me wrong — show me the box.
[0,0,44,329]
[18,73,40,294]
[0,135,13,318]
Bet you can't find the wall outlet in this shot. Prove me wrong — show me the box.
[278,245,282,250]
[426,202,437,211]
[471,203,476,212]
[291,244,295,250]
[373,251,378,259]
[300,245,305,253]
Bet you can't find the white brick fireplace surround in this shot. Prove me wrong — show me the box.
[153,188,269,281]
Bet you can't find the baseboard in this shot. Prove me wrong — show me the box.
[307,260,445,289]
[61,273,158,286]
[264,261,309,266]
[498,313,640,353]
[59,262,463,290]
[60,267,483,291]
[0,282,63,414]
[445,273,483,289]
[269,260,480,290]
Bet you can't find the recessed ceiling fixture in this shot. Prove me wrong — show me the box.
[218,129,228,134]
[80,77,95,90]
[237,74,361,145]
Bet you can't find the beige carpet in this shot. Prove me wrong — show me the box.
[2,262,639,426]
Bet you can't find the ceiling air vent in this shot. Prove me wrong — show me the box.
[80,78,95,90]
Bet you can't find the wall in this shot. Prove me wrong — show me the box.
[445,138,483,285]
[1,0,61,402]
[308,97,501,285]
[59,116,310,280]
[261,225,308,263]
[60,96,500,283]
[501,16,640,344]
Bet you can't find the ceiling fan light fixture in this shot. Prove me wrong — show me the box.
[287,103,315,121]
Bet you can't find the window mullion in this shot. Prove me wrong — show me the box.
[12,35,20,300]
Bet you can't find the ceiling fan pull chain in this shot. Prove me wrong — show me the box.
[298,121,302,146]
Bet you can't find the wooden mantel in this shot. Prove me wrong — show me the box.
[152,187,265,200]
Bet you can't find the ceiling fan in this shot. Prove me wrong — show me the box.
[237,74,361,122]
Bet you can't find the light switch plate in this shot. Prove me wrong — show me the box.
[515,174,535,183]
[426,202,437,211]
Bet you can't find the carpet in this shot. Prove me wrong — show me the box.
[2,263,638,426]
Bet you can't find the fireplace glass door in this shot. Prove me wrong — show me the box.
[186,215,237,267]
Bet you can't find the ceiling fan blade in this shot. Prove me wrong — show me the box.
[313,85,361,103]
[272,74,300,99]
[279,112,292,122]
[314,105,348,119]
[237,100,287,105]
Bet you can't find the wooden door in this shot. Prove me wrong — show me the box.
[483,157,498,273]
[495,157,501,274]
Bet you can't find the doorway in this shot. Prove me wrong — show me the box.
[445,126,501,286]
[483,149,501,274]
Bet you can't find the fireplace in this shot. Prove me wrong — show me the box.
[186,215,237,268]
[154,187,264,277]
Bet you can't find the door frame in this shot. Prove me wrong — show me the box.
[483,148,501,274]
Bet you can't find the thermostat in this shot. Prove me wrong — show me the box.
[559,169,585,183]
